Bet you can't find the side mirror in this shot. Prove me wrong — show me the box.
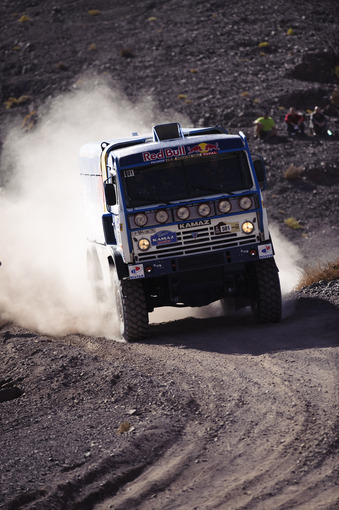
[104,182,116,206]
[253,156,267,191]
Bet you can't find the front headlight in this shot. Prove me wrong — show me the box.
[242,221,254,234]
[239,196,252,210]
[138,238,150,251]
[155,209,169,224]
[176,206,190,220]
[134,212,148,227]
[218,199,232,214]
[197,203,211,217]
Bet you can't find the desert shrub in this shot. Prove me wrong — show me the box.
[55,61,68,70]
[284,164,303,180]
[177,93,191,104]
[284,217,303,229]
[18,14,30,23]
[295,256,339,289]
[22,111,38,131]
[117,422,131,434]
[5,95,31,109]
[119,48,134,58]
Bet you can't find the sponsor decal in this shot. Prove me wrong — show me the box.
[124,169,134,177]
[142,146,186,162]
[187,142,220,155]
[151,230,177,246]
[178,219,211,230]
[134,228,156,236]
[214,221,239,235]
[258,243,273,259]
[129,264,145,279]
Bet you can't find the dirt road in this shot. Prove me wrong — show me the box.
[1,291,338,510]
[1,0,338,507]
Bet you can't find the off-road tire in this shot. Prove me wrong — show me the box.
[250,258,282,323]
[114,275,149,342]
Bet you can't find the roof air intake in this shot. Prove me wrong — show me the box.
[153,123,183,141]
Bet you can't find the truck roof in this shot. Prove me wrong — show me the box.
[79,123,247,168]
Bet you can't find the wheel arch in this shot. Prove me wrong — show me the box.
[110,250,129,279]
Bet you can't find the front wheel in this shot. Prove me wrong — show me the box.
[250,258,282,323]
[112,271,149,341]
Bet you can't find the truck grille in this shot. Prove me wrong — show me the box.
[135,225,256,261]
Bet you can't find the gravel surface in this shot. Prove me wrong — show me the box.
[0,1,338,509]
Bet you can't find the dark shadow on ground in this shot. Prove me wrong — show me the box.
[147,296,339,355]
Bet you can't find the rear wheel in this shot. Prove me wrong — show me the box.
[250,258,282,323]
[112,270,149,341]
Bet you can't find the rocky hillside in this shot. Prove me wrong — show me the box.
[1,0,339,261]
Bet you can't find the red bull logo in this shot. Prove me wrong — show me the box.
[188,142,220,155]
[143,146,186,162]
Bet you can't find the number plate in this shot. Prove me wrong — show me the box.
[214,222,239,235]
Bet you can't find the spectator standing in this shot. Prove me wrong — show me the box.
[254,112,277,140]
[310,106,327,136]
[285,107,305,136]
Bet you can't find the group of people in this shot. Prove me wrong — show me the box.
[254,106,329,140]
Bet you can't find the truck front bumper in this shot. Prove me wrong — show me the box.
[128,242,274,280]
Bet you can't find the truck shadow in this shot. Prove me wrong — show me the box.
[146,296,339,355]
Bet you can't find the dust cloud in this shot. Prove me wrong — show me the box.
[0,79,301,338]
[0,77,176,338]
[270,224,302,295]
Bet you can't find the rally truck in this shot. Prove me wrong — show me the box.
[79,122,281,341]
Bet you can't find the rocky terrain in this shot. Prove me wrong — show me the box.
[0,1,338,509]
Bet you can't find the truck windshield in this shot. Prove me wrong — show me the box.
[121,152,253,207]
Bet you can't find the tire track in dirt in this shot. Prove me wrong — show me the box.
[1,296,338,509]
[96,305,338,509]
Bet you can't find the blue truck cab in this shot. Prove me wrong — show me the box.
[79,122,281,341]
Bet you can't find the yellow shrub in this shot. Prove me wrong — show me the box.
[5,95,32,109]
[117,422,131,434]
[18,14,30,23]
[284,164,303,180]
[284,217,303,229]
[295,257,339,289]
